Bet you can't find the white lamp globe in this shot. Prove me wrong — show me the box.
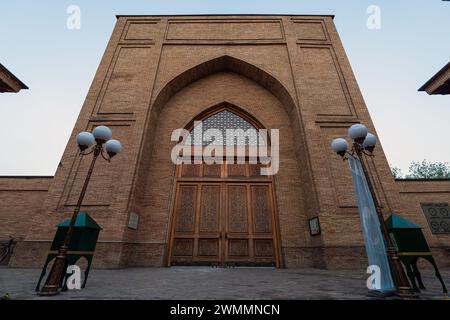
[363,133,377,148]
[76,132,95,151]
[363,133,377,152]
[331,138,348,156]
[105,139,122,158]
[92,126,112,143]
[348,124,368,142]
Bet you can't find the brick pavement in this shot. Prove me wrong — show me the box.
[1,267,448,300]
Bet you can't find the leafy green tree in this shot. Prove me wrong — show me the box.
[390,166,403,179]
[405,160,450,179]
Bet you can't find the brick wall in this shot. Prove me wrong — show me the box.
[395,179,450,267]
[0,177,52,241]
[5,15,449,270]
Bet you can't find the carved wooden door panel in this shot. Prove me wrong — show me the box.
[225,183,276,266]
[248,184,277,265]
[225,184,250,264]
[170,184,198,264]
[170,182,222,265]
[169,162,278,267]
[197,183,222,263]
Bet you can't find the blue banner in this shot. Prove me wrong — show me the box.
[348,155,395,293]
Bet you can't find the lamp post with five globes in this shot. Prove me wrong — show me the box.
[39,126,122,296]
[331,124,416,298]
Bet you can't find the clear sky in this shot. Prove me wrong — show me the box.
[1,0,449,176]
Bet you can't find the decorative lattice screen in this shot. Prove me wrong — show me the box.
[189,110,266,145]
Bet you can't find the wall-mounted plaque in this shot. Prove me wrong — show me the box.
[128,212,139,230]
[309,217,321,236]
[420,203,450,234]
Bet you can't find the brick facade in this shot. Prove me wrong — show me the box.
[3,15,449,269]
[0,177,52,240]
[396,180,450,267]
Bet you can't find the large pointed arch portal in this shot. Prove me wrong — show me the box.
[150,55,297,116]
[133,54,309,269]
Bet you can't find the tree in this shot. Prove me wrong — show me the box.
[406,160,450,179]
[390,166,403,179]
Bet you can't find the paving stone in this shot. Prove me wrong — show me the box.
[1,267,448,300]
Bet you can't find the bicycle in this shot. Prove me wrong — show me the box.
[0,237,16,264]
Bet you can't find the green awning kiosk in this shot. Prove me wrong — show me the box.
[386,213,447,293]
[35,212,102,292]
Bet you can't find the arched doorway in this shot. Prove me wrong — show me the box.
[135,58,308,269]
[167,103,281,267]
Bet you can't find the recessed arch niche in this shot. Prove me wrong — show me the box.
[130,56,313,267]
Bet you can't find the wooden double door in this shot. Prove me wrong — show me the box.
[168,162,279,267]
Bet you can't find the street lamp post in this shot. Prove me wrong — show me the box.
[39,126,122,296]
[331,124,416,298]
